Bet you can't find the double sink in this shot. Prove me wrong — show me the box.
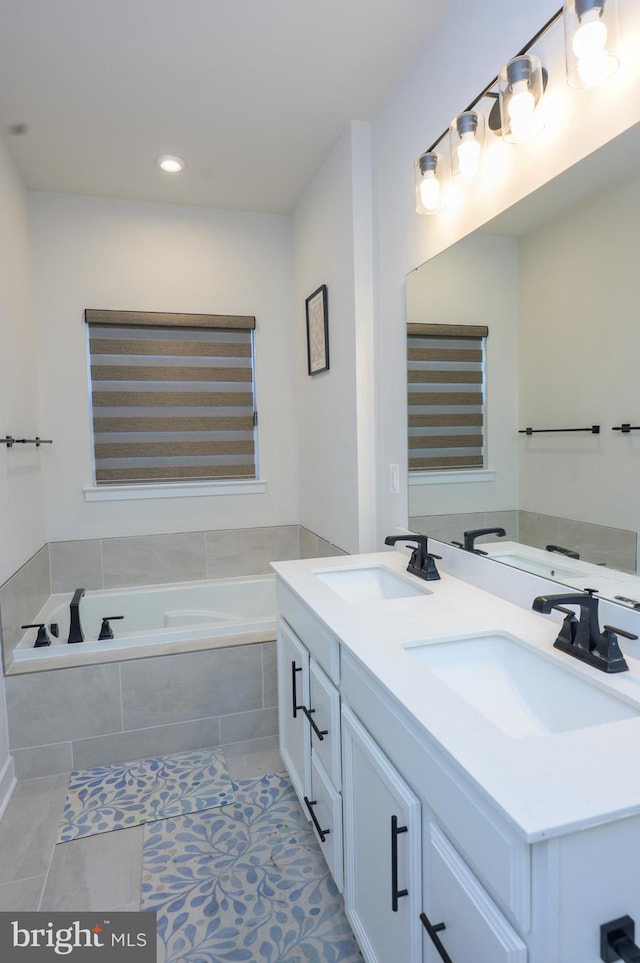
[314,563,639,739]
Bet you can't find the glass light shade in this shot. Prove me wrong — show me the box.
[564,0,620,88]
[415,152,446,215]
[498,55,545,144]
[449,111,485,184]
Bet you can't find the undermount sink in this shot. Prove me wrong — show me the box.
[488,553,581,581]
[314,565,429,603]
[405,632,638,738]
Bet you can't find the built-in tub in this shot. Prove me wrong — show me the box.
[10,574,276,673]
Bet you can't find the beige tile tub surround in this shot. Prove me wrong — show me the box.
[7,641,278,779]
[1,524,344,778]
[48,525,305,594]
[518,511,637,573]
[408,510,519,547]
[0,546,50,664]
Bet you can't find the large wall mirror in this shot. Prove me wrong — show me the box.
[407,121,640,608]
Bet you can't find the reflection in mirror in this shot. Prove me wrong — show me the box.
[407,122,640,606]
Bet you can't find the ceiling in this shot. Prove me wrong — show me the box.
[0,0,449,214]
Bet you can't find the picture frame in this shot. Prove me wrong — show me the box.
[305,284,329,375]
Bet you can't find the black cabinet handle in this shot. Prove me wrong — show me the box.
[301,705,328,741]
[391,815,409,912]
[420,912,453,963]
[291,661,304,719]
[303,796,330,843]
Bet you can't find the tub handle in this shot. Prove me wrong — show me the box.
[99,615,124,641]
[22,623,51,648]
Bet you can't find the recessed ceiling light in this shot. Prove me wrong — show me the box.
[157,154,185,173]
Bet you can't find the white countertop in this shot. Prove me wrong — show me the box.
[272,549,640,843]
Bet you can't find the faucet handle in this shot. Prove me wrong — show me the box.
[22,623,51,648]
[98,615,125,641]
[595,625,633,671]
[603,624,638,642]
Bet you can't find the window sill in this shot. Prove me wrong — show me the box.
[408,469,496,486]
[84,479,267,502]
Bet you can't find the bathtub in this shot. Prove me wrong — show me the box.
[10,574,277,672]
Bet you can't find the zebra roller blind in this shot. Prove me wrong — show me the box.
[85,310,257,485]
[407,323,488,471]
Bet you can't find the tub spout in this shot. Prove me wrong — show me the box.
[68,588,85,644]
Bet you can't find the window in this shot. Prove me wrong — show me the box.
[85,310,257,485]
[407,323,488,471]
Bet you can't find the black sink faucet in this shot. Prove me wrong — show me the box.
[67,587,86,644]
[460,527,506,554]
[532,590,637,673]
[384,535,441,581]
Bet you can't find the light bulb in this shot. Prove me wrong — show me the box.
[573,9,616,87]
[507,80,541,143]
[572,9,608,59]
[508,80,535,124]
[457,134,482,183]
[568,3,619,88]
[420,171,441,212]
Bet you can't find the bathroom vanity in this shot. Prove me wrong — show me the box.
[273,549,640,963]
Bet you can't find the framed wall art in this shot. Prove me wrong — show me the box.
[305,284,329,375]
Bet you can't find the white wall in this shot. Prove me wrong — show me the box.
[0,140,43,799]
[518,170,640,533]
[293,122,376,554]
[0,145,47,581]
[28,192,299,541]
[372,0,640,542]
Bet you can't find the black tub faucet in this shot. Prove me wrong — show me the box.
[68,587,85,644]
[532,589,637,673]
[460,527,506,554]
[384,534,441,581]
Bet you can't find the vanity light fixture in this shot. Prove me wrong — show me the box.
[449,111,485,184]
[157,154,185,173]
[563,0,620,88]
[498,55,546,144]
[414,151,446,214]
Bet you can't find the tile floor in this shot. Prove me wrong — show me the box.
[0,736,363,961]
[0,736,285,913]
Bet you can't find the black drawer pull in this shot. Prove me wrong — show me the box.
[420,912,453,963]
[303,796,330,843]
[391,815,409,912]
[291,661,304,719]
[301,705,328,741]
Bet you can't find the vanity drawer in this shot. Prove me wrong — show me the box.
[276,580,340,683]
[423,823,527,963]
[306,754,344,892]
[309,659,341,789]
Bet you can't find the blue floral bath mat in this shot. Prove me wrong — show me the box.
[142,772,364,962]
[57,747,234,844]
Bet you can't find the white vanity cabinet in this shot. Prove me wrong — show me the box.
[342,704,422,963]
[273,558,640,963]
[276,581,344,890]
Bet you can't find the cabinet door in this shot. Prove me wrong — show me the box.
[342,705,422,963]
[422,824,527,963]
[277,617,310,806]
